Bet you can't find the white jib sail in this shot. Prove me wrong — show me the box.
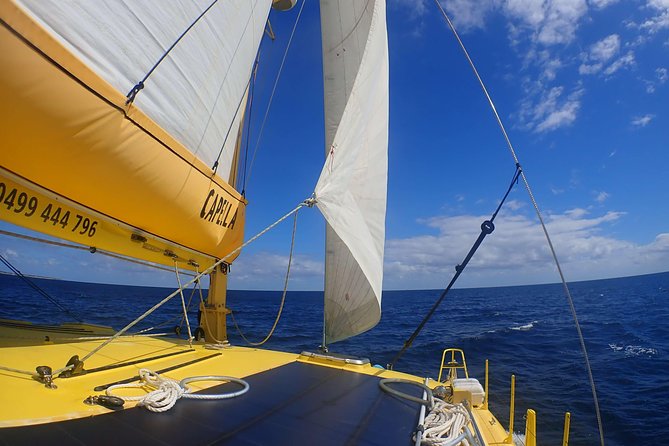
[14,0,271,183]
[316,0,389,344]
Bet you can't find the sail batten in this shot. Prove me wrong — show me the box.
[317,0,389,343]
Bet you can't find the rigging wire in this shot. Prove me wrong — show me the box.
[244,0,308,189]
[230,208,299,346]
[388,166,521,370]
[173,261,194,347]
[432,2,605,445]
[0,253,84,322]
[241,55,261,195]
[125,0,220,104]
[0,228,194,276]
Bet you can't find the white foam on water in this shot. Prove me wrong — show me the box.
[510,321,538,331]
[608,343,658,357]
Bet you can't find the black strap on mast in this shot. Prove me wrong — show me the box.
[387,164,521,370]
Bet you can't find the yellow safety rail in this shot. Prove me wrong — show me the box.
[437,348,469,382]
[504,374,516,444]
[484,359,489,409]
[525,409,537,446]
[563,412,571,446]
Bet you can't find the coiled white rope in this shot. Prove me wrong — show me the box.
[378,379,474,446]
[106,368,249,413]
[420,399,471,446]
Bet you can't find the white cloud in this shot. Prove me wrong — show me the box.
[579,34,621,74]
[649,0,669,8]
[658,67,669,82]
[639,0,669,33]
[442,0,501,31]
[383,209,669,289]
[506,199,526,211]
[603,51,635,75]
[442,0,589,45]
[2,248,18,258]
[541,57,563,80]
[537,0,589,44]
[578,34,620,74]
[502,0,590,45]
[393,0,428,18]
[520,86,583,133]
[595,191,610,203]
[647,67,669,92]
[579,35,635,76]
[590,0,619,8]
[631,114,655,127]
[230,252,323,290]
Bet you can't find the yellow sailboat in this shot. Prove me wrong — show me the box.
[0,0,582,444]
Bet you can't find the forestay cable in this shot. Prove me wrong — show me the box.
[432,2,605,444]
[245,0,308,188]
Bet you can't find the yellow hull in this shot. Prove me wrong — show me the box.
[0,3,245,271]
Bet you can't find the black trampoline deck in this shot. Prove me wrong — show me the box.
[1,361,424,445]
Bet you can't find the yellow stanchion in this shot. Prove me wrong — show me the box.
[504,374,515,444]
[525,409,536,446]
[562,412,571,446]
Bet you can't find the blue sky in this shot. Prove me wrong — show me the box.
[2,0,668,291]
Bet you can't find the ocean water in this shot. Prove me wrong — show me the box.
[0,271,667,445]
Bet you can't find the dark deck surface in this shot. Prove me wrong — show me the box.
[1,361,424,445]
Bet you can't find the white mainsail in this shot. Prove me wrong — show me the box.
[14,0,270,181]
[316,0,389,343]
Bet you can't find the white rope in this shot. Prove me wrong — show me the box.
[106,368,249,413]
[419,399,471,446]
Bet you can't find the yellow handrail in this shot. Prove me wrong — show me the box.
[504,374,516,444]
[562,412,571,446]
[437,348,469,382]
[525,409,537,446]
[483,359,489,409]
